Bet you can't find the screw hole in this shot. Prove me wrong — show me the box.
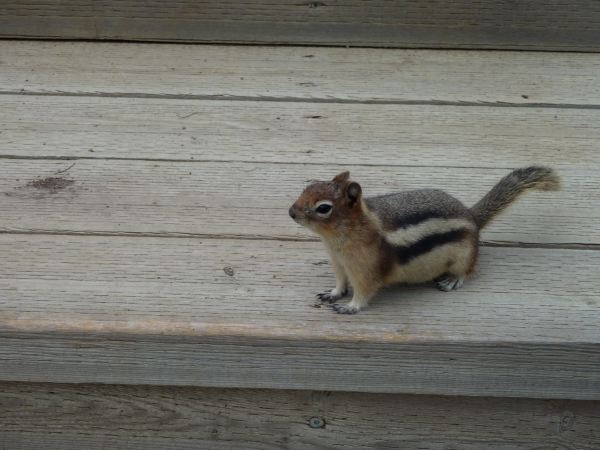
[308,416,326,428]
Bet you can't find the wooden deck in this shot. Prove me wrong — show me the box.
[1,41,600,448]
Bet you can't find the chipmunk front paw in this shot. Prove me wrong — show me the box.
[316,288,348,303]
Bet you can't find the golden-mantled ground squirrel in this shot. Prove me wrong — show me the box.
[289,167,560,314]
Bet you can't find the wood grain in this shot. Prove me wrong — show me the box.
[3,95,597,170]
[1,38,599,410]
[2,41,600,104]
[1,235,599,398]
[1,1,600,50]
[0,158,595,245]
[2,382,599,449]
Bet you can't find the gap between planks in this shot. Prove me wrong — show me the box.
[0,154,520,172]
[9,36,600,52]
[0,229,599,252]
[3,90,600,109]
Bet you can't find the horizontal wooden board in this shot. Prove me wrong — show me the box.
[2,382,600,449]
[2,1,600,50]
[2,42,600,104]
[2,95,599,171]
[1,235,599,398]
[0,159,595,246]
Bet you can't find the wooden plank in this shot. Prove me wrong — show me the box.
[2,41,600,104]
[2,95,599,171]
[0,158,596,246]
[3,234,598,345]
[1,1,600,51]
[1,235,599,398]
[2,382,599,449]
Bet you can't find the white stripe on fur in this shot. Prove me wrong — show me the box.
[384,218,475,247]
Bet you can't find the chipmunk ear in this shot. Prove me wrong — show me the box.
[332,171,350,184]
[346,182,362,206]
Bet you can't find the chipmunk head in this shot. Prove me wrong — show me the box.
[289,171,362,234]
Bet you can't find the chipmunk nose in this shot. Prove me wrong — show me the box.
[288,206,297,219]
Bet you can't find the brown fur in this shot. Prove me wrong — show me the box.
[289,171,368,241]
[290,174,389,311]
[290,167,559,313]
[466,230,480,275]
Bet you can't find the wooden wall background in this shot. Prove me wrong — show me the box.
[1,0,600,50]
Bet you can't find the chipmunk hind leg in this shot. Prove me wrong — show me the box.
[435,235,478,292]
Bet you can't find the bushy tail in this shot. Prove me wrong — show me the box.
[470,166,561,228]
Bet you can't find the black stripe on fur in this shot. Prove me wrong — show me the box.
[391,228,470,264]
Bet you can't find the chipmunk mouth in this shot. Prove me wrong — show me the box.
[291,216,306,226]
[289,206,306,225]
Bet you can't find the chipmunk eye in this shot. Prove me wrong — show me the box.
[315,202,333,215]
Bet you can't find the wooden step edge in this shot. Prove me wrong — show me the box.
[2,326,599,401]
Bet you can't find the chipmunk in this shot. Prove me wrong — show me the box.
[289,166,560,314]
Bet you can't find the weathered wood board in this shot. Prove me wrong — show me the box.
[2,42,600,105]
[1,37,600,432]
[2,95,599,170]
[1,1,600,51]
[2,382,599,449]
[0,158,595,246]
[1,235,599,398]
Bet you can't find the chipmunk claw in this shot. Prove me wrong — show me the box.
[316,292,336,303]
[331,303,359,314]
[435,276,464,292]
[317,288,348,303]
